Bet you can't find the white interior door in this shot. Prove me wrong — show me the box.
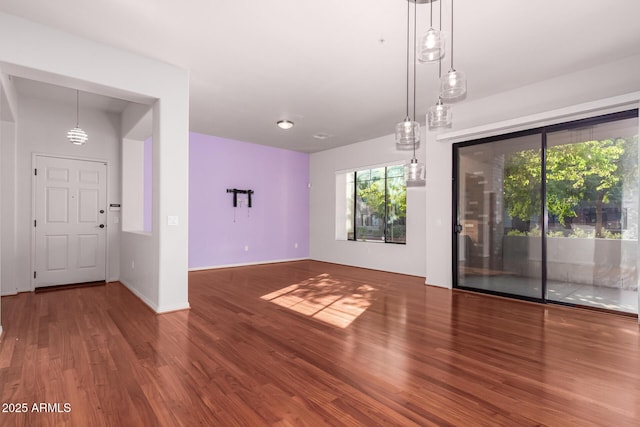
[34,156,107,288]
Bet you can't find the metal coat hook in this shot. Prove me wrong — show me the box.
[226,188,254,208]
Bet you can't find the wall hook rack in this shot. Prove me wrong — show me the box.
[226,188,254,207]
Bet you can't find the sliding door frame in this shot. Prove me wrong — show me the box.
[452,109,639,309]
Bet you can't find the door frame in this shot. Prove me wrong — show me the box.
[31,153,110,291]
[452,109,639,311]
[451,127,545,303]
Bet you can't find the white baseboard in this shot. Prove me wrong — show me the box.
[119,279,160,312]
[189,257,310,272]
[156,302,191,313]
[1,290,18,297]
[119,279,190,314]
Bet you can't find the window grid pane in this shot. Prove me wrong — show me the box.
[386,167,407,244]
[347,172,355,240]
[350,166,407,244]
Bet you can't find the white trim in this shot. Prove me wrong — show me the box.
[121,278,191,313]
[31,153,110,290]
[119,278,159,312]
[425,278,448,289]
[334,160,406,175]
[0,325,3,337]
[156,302,191,313]
[189,257,310,272]
[436,92,640,144]
[122,230,152,237]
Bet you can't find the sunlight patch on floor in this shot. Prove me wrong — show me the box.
[260,274,377,328]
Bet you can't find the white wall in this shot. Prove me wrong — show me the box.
[1,119,17,294]
[425,54,640,289]
[0,79,3,335]
[121,104,152,233]
[121,138,145,232]
[5,93,122,294]
[118,102,158,310]
[0,71,18,338]
[310,133,426,278]
[0,12,190,313]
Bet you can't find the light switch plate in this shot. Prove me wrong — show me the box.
[167,215,179,226]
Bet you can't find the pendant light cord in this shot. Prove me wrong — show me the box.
[429,0,433,27]
[405,1,410,119]
[450,0,455,70]
[412,0,417,159]
[76,90,80,127]
[438,0,443,79]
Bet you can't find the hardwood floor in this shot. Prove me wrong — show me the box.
[1,260,639,426]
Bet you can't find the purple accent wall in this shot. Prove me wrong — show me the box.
[143,137,152,232]
[189,132,309,268]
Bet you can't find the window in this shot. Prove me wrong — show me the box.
[338,165,406,244]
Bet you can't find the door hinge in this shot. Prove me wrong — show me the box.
[34,168,37,176]
[34,271,37,279]
[34,219,37,227]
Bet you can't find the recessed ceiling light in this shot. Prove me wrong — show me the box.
[313,133,332,140]
[277,120,294,130]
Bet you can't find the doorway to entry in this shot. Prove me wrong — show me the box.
[453,110,639,315]
[33,155,108,288]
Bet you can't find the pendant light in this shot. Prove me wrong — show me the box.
[418,0,444,63]
[67,90,88,145]
[428,0,452,128]
[405,0,426,186]
[395,0,420,150]
[428,97,452,128]
[440,0,467,100]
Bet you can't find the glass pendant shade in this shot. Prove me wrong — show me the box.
[428,99,452,128]
[68,90,88,145]
[67,127,88,145]
[405,158,426,187]
[418,28,444,63]
[441,69,467,100]
[395,118,420,150]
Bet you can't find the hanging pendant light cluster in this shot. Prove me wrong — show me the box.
[67,90,88,145]
[403,0,426,185]
[395,0,467,186]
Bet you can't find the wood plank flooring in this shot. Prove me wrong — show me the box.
[1,260,639,426]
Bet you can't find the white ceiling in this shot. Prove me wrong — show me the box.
[1,0,639,153]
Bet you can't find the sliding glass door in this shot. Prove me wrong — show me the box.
[455,133,543,300]
[544,117,639,313]
[454,111,639,314]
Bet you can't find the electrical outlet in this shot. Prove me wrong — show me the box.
[294,242,298,248]
[131,260,135,269]
[244,245,249,252]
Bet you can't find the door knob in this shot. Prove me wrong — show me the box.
[99,209,105,214]
[99,224,105,228]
